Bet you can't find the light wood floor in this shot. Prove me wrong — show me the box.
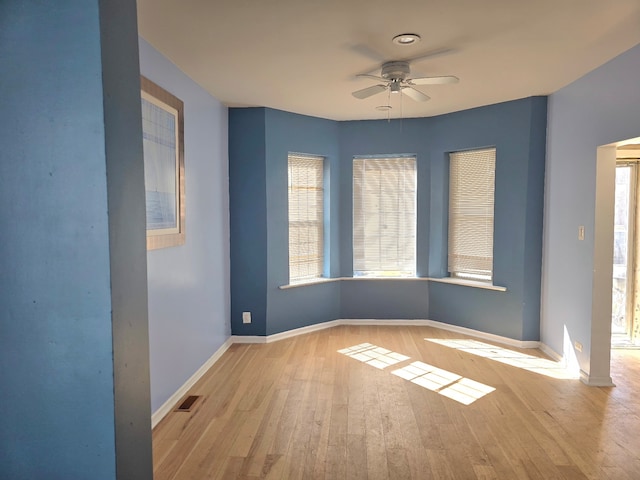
[152,325,640,479]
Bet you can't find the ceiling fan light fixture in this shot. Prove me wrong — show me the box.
[392,33,421,46]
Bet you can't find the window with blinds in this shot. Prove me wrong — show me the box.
[353,156,417,277]
[288,153,324,283]
[448,148,496,282]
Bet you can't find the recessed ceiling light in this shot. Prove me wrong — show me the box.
[392,33,421,46]
[376,105,392,111]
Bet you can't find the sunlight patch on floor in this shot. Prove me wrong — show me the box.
[392,361,495,405]
[425,338,579,379]
[338,343,495,404]
[337,343,409,369]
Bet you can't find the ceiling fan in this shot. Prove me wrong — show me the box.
[352,60,459,102]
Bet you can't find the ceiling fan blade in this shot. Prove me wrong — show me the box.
[401,87,430,102]
[352,84,387,99]
[409,75,460,86]
[356,73,386,82]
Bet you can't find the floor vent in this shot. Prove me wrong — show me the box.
[175,395,201,412]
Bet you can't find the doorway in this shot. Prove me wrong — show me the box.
[612,149,640,347]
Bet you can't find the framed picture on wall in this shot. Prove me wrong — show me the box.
[140,76,185,250]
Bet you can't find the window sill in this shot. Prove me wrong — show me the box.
[343,276,429,281]
[280,276,429,289]
[279,276,506,292]
[279,277,341,290]
[426,277,507,292]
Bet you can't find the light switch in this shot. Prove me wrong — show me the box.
[578,226,585,241]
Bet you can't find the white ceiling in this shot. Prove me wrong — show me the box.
[137,0,640,121]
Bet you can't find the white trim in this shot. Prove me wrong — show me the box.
[538,342,564,363]
[342,276,428,281]
[230,335,267,344]
[426,277,507,292]
[279,277,340,289]
[151,337,233,428]
[263,320,340,342]
[580,372,615,387]
[239,318,540,350]
[279,276,506,292]
[340,319,433,326]
[417,319,538,349]
[590,145,617,386]
[233,320,340,344]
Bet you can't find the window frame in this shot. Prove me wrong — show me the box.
[447,147,496,283]
[287,152,326,284]
[352,155,417,278]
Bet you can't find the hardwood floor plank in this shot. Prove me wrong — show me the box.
[241,388,289,477]
[473,464,499,480]
[386,446,412,480]
[556,465,589,480]
[346,434,368,480]
[325,444,347,479]
[153,325,640,480]
[425,448,456,479]
[362,370,389,480]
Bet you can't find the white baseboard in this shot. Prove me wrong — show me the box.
[237,318,541,350]
[231,320,340,344]
[340,318,540,349]
[151,337,233,428]
[538,342,563,363]
[230,335,267,344]
[422,320,541,349]
[265,319,340,342]
[340,319,433,327]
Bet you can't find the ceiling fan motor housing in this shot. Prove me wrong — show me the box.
[381,61,410,81]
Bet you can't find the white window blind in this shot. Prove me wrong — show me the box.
[288,153,324,282]
[448,148,496,281]
[353,157,417,277]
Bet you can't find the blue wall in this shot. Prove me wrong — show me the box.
[264,109,342,334]
[337,118,433,321]
[139,39,231,413]
[427,97,547,340]
[229,108,269,336]
[229,108,342,336]
[339,119,433,278]
[0,2,152,478]
[542,43,640,373]
[229,97,547,340]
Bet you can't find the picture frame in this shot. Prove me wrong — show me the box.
[140,76,185,250]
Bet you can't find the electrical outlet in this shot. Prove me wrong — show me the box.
[578,226,585,241]
[242,311,251,324]
[574,341,583,352]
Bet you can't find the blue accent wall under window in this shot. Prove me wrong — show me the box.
[229,96,547,341]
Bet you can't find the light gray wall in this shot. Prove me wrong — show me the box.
[542,42,640,378]
[139,38,231,413]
